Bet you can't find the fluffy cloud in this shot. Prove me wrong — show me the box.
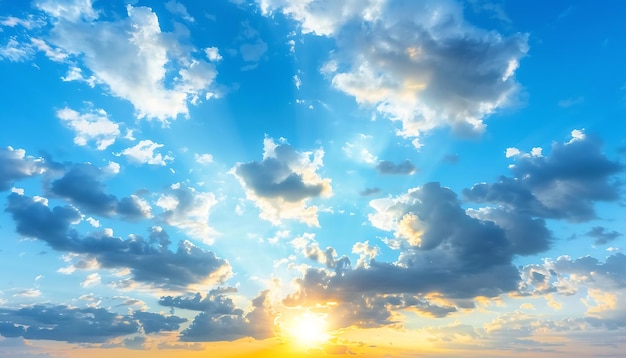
[156,183,218,244]
[281,181,557,328]
[0,146,46,191]
[5,193,231,289]
[48,162,152,220]
[464,130,622,222]
[0,305,186,343]
[120,140,174,166]
[180,290,275,342]
[261,0,527,147]
[0,305,138,343]
[232,137,332,226]
[56,107,120,150]
[35,0,218,121]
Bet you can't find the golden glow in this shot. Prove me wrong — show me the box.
[286,312,330,347]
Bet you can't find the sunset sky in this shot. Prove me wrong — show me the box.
[1,0,626,357]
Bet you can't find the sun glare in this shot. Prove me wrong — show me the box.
[287,312,330,347]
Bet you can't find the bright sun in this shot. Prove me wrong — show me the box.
[288,312,330,347]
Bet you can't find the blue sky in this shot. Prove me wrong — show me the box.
[1,0,625,357]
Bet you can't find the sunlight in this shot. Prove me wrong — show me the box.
[287,312,330,347]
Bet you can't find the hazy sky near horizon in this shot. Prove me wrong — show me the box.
[1,0,626,357]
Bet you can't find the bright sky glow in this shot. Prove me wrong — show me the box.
[1,1,626,357]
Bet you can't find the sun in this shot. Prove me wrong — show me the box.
[287,312,330,347]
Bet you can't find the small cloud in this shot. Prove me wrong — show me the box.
[165,0,195,22]
[558,96,584,108]
[205,47,222,62]
[81,273,101,288]
[195,153,214,165]
[360,187,381,196]
[119,140,174,166]
[586,226,622,245]
[443,154,459,163]
[375,160,417,175]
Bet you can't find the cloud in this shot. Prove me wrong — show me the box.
[194,153,214,165]
[0,305,138,343]
[165,0,195,22]
[56,107,120,150]
[34,0,217,121]
[360,187,381,196]
[5,193,231,289]
[281,182,556,328]
[48,162,152,220]
[585,227,622,246]
[0,147,46,191]
[232,137,332,226]
[261,0,528,147]
[156,183,218,244]
[159,288,241,313]
[180,290,275,342]
[120,140,174,166]
[132,311,187,334]
[464,130,623,222]
[375,160,417,175]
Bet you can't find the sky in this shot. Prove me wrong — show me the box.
[0,0,625,357]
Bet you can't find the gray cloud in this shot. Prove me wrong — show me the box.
[0,305,138,343]
[159,289,242,314]
[180,290,275,342]
[585,226,622,245]
[132,311,187,334]
[48,163,151,220]
[0,147,45,191]
[282,182,553,328]
[360,187,381,196]
[464,132,622,222]
[5,193,231,289]
[375,160,417,175]
[232,138,332,226]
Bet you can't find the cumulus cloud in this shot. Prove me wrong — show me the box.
[232,137,332,226]
[280,182,556,328]
[156,183,218,244]
[34,0,218,121]
[0,305,186,343]
[0,305,138,343]
[5,193,231,289]
[585,227,622,246]
[261,0,528,147]
[120,140,174,166]
[375,160,417,175]
[464,130,622,222]
[0,146,46,191]
[56,107,120,150]
[48,162,152,220]
[180,290,275,341]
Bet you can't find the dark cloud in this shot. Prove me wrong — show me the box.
[585,226,622,245]
[0,305,138,343]
[5,193,231,289]
[375,160,417,175]
[0,147,45,191]
[234,144,327,202]
[282,182,557,328]
[232,138,332,225]
[464,133,622,222]
[159,289,242,314]
[132,311,187,334]
[180,290,275,342]
[360,187,381,196]
[48,163,151,220]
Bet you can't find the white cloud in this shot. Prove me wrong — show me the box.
[232,137,332,226]
[56,107,120,150]
[165,0,195,22]
[120,140,173,166]
[205,47,222,62]
[505,147,520,158]
[36,1,218,122]
[195,153,214,165]
[261,0,528,148]
[81,272,101,288]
